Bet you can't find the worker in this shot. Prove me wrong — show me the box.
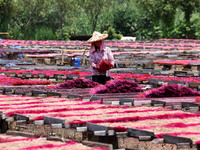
[88,31,114,84]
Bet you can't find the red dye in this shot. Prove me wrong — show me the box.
[12,80,51,85]
[163,122,187,128]
[156,132,200,139]
[163,122,200,128]
[107,108,168,115]
[195,97,200,102]
[0,99,70,107]
[90,79,143,94]
[114,126,127,132]
[33,116,44,120]
[6,105,120,116]
[97,60,113,72]
[68,112,200,125]
[0,75,52,85]
[0,137,37,143]
[145,84,200,98]
[32,108,164,120]
[0,100,103,110]
[49,78,99,89]
[134,122,200,130]
[196,141,200,144]
[19,140,77,150]
[153,60,200,65]
[0,97,42,102]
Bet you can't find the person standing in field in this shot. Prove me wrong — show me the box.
[88,31,114,84]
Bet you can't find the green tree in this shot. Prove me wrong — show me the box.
[1,0,200,40]
[78,0,112,33]
[178,0,200,25]
[54,0,75,38]
[112,1,138,36]
[136,0,178,31]
[0,0,14,32]
[14,0,52,39]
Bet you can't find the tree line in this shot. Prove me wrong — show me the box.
[0,0,200,40]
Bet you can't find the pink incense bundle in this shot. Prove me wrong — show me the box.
[97,60,113,72]
[49,78,99,89]
[195,97,200,102]
[90,79,143,94]
[145,84,200,98]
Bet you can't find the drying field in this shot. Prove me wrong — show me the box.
[0,93,199,149]
[1,38,200,149]
[0,133,108,150]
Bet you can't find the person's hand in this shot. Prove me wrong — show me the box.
[110,64,114,69]
[93,65,99,70]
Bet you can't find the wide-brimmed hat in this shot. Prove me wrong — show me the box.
[87,31,108,43]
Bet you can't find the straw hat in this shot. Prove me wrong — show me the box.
[87,31,108,43]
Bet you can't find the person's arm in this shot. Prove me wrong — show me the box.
[89,52,97,69]
[107,48,114,67]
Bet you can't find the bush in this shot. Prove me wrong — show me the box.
[55,26,71,41]
[8,28,24,40]
[103,27,122,40]
[34,27,55,40]
[171,21,197,39]
[111,6,138,37]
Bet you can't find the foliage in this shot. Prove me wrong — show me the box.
[0,0,200,40]
[0,0,15,32]
[178,0,200,24]
[192,14,200,39]
[34,27,55,40]
[137,26,164,40]
[171,21,197,39]
[103,27,122,40]
[55,26,71,40]
[111,1,138,36]
[78,0,112,33]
